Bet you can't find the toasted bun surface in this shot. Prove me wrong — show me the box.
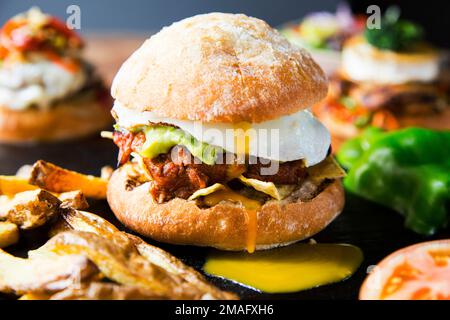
[111,13,328,123]
[0,91,112,143]
[107,163,345,251]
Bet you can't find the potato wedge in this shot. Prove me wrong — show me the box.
[28,161,107,199]
[19,292,51,300]
[0,176,37,195]
[128,233,235,299]
[0,222,19,248]
[30,231,180,298]
[49,282,163,300]
[60,209,133,249]
[58,191,89,210]
[0,248,98,295]
[0,189,61,230]
[54,209,237,299]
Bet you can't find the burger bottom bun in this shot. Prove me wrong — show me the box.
[318,106,450,148]
[107,163,345,251]
[0,92,112,143]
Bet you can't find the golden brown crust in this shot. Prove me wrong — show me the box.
[107,163,345,251]
[111,13,328,123]
[0,92,112,143]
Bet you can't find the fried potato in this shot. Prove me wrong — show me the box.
[19,292,51,300]
[66,210,120,236]
[0,222,19,248]
[58,191,89,210]
[28,161,107,199]
[128,234,234,299]
[60,209,133,249]
[54,209,237,299]
[0,176,37,195]
[0,189,61,230]
[0,248,98,295]
[30,231,182,298]
[49,282,163,300]
[48,219,71,238]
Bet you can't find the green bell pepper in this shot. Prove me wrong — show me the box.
[337,127,450,235]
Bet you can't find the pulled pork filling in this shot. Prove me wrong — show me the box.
[113,130,308,203]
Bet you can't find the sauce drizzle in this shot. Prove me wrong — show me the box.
[204,243,363,293]
[203,188,260,253]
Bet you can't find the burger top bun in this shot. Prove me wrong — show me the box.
[111,13,328,123]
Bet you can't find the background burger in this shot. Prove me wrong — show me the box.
[0,8,111,143]
[313,7,450,142]
[106,13,345,252]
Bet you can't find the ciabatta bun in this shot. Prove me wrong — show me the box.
[107,163,345,251]
[0,90,112,143]
[111,13,328,123]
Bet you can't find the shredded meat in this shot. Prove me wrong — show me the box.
[113,131,145,165]
[113,131,309,202]
[245,159,307,185]
[143,146,237,202]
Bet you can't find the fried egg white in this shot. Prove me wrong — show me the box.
[113,102,331,166]
[342,37,440,84]
[0,55,86,110]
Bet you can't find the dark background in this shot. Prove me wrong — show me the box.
[0,0,449,48]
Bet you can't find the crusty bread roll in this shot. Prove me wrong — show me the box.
[111,13,328,123]
[108,13,341,251]
[0,90,112,143]
[107,163,345,251]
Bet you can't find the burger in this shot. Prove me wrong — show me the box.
[280,3,365,75]
[106,13,345,252]
[0,8,111,143]
[313,9,450,142]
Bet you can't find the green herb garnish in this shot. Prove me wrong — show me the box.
[364,6,424,52]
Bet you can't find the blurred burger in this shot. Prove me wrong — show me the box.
[313,7,450,141]
[279,3,365,75]
[106,13,345,252]
[0,8,111,143]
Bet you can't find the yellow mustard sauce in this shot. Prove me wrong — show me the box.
[203,188,261,253]
[203,243,363,293]
[233,122,252,156]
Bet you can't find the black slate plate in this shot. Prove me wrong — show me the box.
[0,136,448,300]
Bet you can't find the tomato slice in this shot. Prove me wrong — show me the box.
[47,17,83,48]
[0,15,83,54]
[360,240,450,300]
